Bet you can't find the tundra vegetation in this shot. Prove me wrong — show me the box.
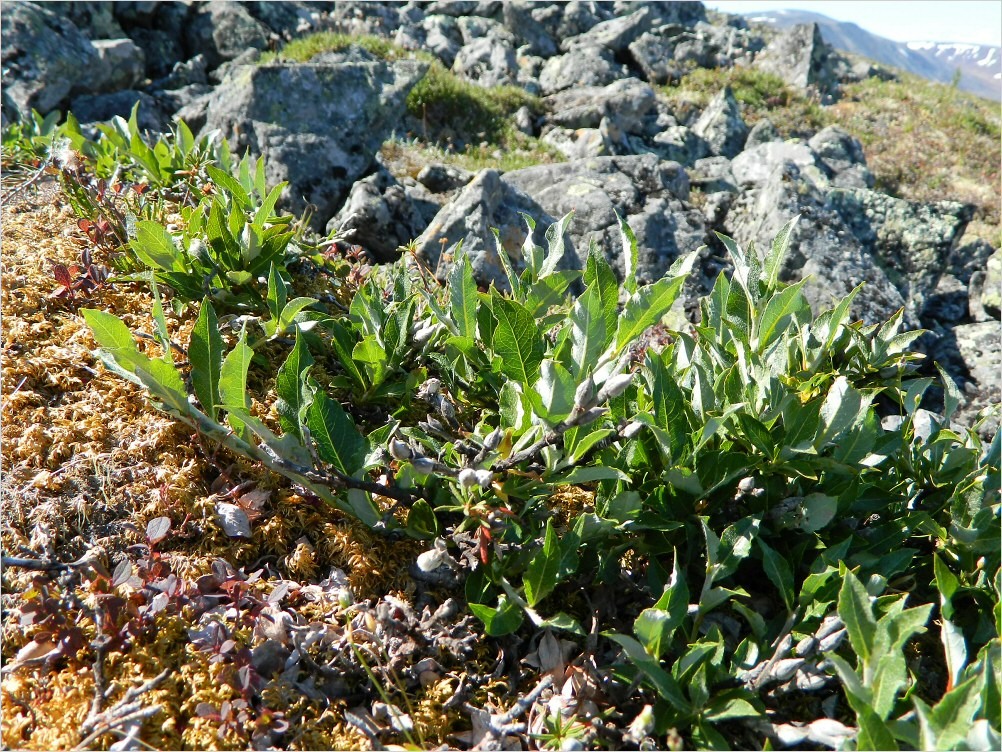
[1,101,998,751]
[0,5,997,749]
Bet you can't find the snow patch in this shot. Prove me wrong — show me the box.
[977,48,998,67]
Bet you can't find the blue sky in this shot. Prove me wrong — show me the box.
[705,1,1002,46]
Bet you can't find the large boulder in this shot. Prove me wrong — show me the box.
[808,125,874,189]
[185,0,271,70]
[0,1,99,116]
[727,163,908,326]
[731,141,825,188]
[691,87,748,159]
[530,2,611,41]
[502,154,703,284]
[413,169,561,289]
[827,189,974,315]
[199,59,427,229]
[452,35,518,87]
[90,38,147,93]
[543,78,656,132]
[562,5,663,54]
[753,23,840,101]
[395,14,463,68]
[538,46,628,95]
[627,28,686,85]
[502,0,558,58]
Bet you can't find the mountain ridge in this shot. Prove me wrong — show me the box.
[740,8,1001,101]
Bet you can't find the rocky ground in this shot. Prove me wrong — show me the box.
[2,1,1000,750]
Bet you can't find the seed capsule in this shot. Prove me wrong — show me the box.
[388,439,412,461]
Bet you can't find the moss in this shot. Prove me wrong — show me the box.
[259,32,407,64]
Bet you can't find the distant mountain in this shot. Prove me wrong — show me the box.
[741,8,1001,101]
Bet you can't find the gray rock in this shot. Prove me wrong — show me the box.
[808,126,874,189]
[692,87,748,159]
[672,32,719,69]
[503,0,557,57]
[727,163,908,326]
[923,274,970,325]
[427,0,498,18]
[745,118,781,148]
[185,0,271,70]
[452,35,517,87]
[948,238,997,285]
[628,28,686,84]
[417,164,475,194]
[0,1,99,116]
[112,2,161,28]
[543,78,656,132]
[151,54,209,91]
[127,27,185,80]
[967,248,1001,321]
[562,5,660,54]
[690,156,738,194]
[650,125,710,166]
[702,190,734,227]
[827,188,974,314]
[44,1,125,39]
[753,23,841,101]
[541,127,608,160]
[503,154,701,284]
[936,321,1001,436]
[327,168,440,263]
[456,15,515,46]
[530,2,611,41]
[245,1,324,38]
[90,38,146,93]
[395,15,463,68]
[513,105,535,135]
[328,1,405,36]
[70,90,169,131]
[414,169,560,289]
[615,1,708,28]
[199,60,427,230]
[731,141,824,188]
[538,46,628,95]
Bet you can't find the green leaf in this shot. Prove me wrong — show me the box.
[928,674,985,749]
[524,518,568,606]
[871,652,908,719]
[328,320,367,390]
[277,297,319,333]
[306,390,367,476]
[529,359,575,424]
[133,220,180,271]
[757,538,794,612]
[83,308,141,355]
[206,164,252,210]
[406,499,439,540]
[763,216,799,292]
[856,704,899,751]
[448,244,478,339]
[469,596,524,637]
[134,359,190,414]
[839,569,877,664]
[635,549,689,658]
[755,277,809,351]
[539,211,573,279]
[605,633,690,711]
[189,297,224,420]
[254,182,286,225]
[490,228,522,299]
[267,263,288,321]
[614,255,694,353]
[583,243,619,349]
[616,210,639,295]
[569,282,607,378]
[490,292,545,385]
[148,275,173,363]
[816,376,873,449]
[552,466,629,484]
[219,324,253,439]
[646,352,690,459]
[275,330,315,442]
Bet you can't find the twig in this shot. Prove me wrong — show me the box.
[75,670,170,751]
